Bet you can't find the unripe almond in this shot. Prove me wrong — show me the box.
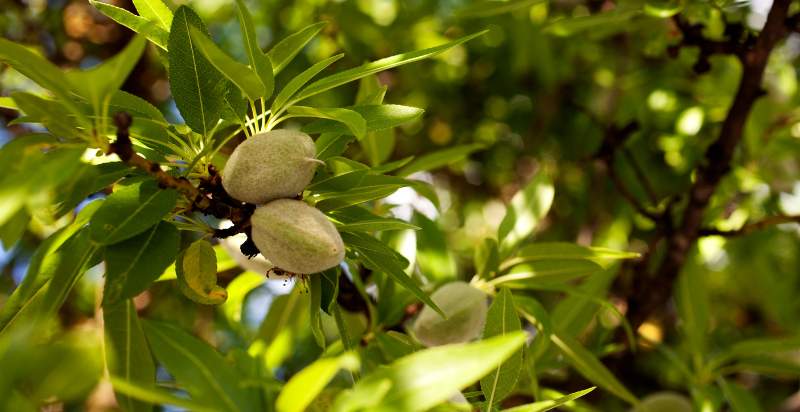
[412,281,488,347]
[251,199,344,274]
[222,129,318,204]
[632,392,693,412]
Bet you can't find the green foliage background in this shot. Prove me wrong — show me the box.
[1,0,800,410]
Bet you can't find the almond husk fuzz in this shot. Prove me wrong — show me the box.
[222,129,318,204]
[251,199,344,274]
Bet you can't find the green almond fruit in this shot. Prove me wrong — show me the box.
[632,392,693,412]
[222,129,320,204]
[176,239,228,305]
[251,199,345,274]
[412,281,488,347]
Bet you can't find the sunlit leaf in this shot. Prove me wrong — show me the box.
[234,0,273,98]
[332,332,527,412]
[189,26,265,101]
[396,144,483,177]
[286,106,366,140]
[90,1,168,50]
[503,387,595,412]
[498,173,554,255]
[276,352,359,412]
[480,288,523,407]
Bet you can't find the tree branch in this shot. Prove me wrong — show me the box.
[699,214,800,237]
[109,112,253,239]
[626,0,792,328]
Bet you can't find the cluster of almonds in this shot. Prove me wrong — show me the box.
[221,130,345,275]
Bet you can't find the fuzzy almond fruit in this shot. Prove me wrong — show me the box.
[222,129,319,204]
[632,392,693,412]
[251,199,344,274]
[412,281,488,347]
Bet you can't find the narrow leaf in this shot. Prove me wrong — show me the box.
[90,1,168,50]
[188,26,265,100]
[498,173,554,254]
[104,300,156,412]
[265,21,327,75]
[234,0,273,98]
[271,54,344,114]
[168,6,225,136]
[332,332,527,412]
[456,0,546,18]
[276,352,359,412]
[286,106,366,140]
[396,144,483,177]
[109,377,217,412]
[292,31,487,104]
[481,288,523,407]
[142,320,258,411]
[89,179,178,245]
[550,333,637,404]
[503,387,595,412]
[103,221,180,304]
[132,0,173,29]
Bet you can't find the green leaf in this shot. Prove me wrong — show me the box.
[38,228,101,322]
[109,376,217,412]
[336,218,420,233]
[265,21,327,75]
[90,1,168,50]
[332,332,527,412]
[342,232,443,317]
[220,271,265,327]
[676,267,710,359]
[104,300,156,412]
[481,288,523,407]
[103,221,180,304]
[132,0,173,29]
[0,39,89,126]
[513,295,552,337]
[490,260,604,290]
[314,184,402,211]
[413,213,457,281]
[474,238,500,279]
[276,352,359,412]
[0,200,101,334]
[498,173,554,255]
[11,92,82,139]
[142,320,258,411]
[361,128,395,167]
[286,106,366,140]
[89,179,178,245]
[316,133,355,161]
[719,379,763,412]
[550,333,637,404]
[188,26,265,100]
[503,387,595,412]
[500,242,640,271]
[67,35,147,113]
[271,54,344,114]
[396,144,483,177]
[307,275,326,348]
[303,105,424,136]
[291,31,487,105]
[168,6,226,136]
[544,8,641,37]
[455,0,546,18]
[234,0,273,98]
[176,239,228,305]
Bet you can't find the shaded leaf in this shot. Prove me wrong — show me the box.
[104,300,155,412]
[234,0,273,98]
[396,144,483,177]
[142,320,258,411]
[189,26,265,100]
[89,179,178,245]
[103,221,180,304]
